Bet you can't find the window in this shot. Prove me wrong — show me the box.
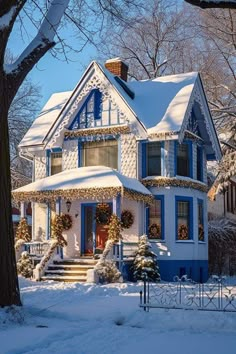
[83,140,118,169]
[198,199,204,241]
[51,152,62,175]
[176,197,193,240]
[146,142,162,176]
[148,196,164,240]
[197,146,203,181]
[176,142,191,177]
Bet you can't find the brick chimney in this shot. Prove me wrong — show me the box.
[105,58,128,82]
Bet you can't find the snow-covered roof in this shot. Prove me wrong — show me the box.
[13,166,152,203]
[102,66,198,131]
[19,91,72,147]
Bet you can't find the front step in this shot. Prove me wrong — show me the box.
[41,258,98,282]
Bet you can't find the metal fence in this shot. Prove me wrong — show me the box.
[140,275,236,312]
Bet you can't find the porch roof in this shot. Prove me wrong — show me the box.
[12,166,153,204]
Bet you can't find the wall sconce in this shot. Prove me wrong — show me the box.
[66,200,72,213]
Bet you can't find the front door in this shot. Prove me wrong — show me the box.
[82,203,111,255]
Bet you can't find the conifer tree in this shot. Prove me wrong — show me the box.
[17,251,33,278]
[133,235,160,282]
[15,218,31,242]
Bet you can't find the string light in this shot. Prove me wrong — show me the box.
[142,177,208,193]
[64,125,130,139]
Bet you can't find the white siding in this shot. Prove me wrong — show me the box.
[33,203,47,241]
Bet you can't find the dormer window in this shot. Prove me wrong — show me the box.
[176,142,192,178]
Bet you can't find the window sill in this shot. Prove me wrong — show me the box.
[148,239,165,243]
[175,240,194,243]
[198,241,206,244]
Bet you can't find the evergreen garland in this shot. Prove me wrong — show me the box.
[95,203,111,225]
[132,235,160,282]
[108,214,122,242]
[61,214,73,230]
[51,215,68,247]
[178,224,188,240]
[148,223,161,239]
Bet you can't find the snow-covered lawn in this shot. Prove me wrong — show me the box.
[1,278,236,354]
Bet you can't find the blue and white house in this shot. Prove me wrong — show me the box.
[13,58,222,282]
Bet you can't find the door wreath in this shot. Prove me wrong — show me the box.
[95,203,111,225]
[121,210,134,229]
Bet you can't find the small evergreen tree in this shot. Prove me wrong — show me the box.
[133,235,160,282]
[15,217,31,242]
[17,251,33,278]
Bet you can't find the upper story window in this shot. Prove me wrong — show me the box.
[175,197,193,241]
[148,196,164,240]
[176,142,192,178]
[83,140,118,170]
[147,142,162,176]
[51,152,62,175]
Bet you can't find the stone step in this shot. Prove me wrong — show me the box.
[53,258,97,266]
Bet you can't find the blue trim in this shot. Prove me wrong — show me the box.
[157,260,208,282]
[94,90,102,120]
[50,147,62,153]
[142,142,147,178]
[197,198,204,242]
[46,149,50,177]
[114,194,121,217]
[197,145,203,181]
[175,196,193,241]
[161,141,165,176]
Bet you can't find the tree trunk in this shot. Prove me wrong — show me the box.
[0,82,21,306]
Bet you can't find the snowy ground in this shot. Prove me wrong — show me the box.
[1,278,236,354]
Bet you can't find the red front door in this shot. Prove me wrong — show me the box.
[96,224,109,250]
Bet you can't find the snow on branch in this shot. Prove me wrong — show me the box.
[4,0,70,75]
[185,0,236,8]
[0,6,16,30]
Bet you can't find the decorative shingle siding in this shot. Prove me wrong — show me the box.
[120,133,137,178]
[34,152,47,180]
[62,140,78,170]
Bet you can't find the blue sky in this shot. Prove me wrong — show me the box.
[8,14,99,112]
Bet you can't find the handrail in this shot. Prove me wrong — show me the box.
[33,240,59,281]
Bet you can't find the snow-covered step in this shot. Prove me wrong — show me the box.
[41,275,87,282]
[41,258,98,282]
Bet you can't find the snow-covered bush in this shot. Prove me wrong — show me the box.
[132,235,160,282]
[208,217,236,275]
[17,251,33,278]
[95,260,122,284]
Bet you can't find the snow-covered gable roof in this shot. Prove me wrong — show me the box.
[19,91,72,147]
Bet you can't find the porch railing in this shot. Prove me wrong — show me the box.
[24,242,50,257]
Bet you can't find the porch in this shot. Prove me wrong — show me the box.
[13,166,152,281]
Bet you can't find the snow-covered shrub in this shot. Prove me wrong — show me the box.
[132,235,160,282]
[15,218,31,251]
[95,260,122,284]
[209,217,236,275]
[17,251,33,278]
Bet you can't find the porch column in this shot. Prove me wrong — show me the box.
[20,201,26,218]
[112,194,121,217]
